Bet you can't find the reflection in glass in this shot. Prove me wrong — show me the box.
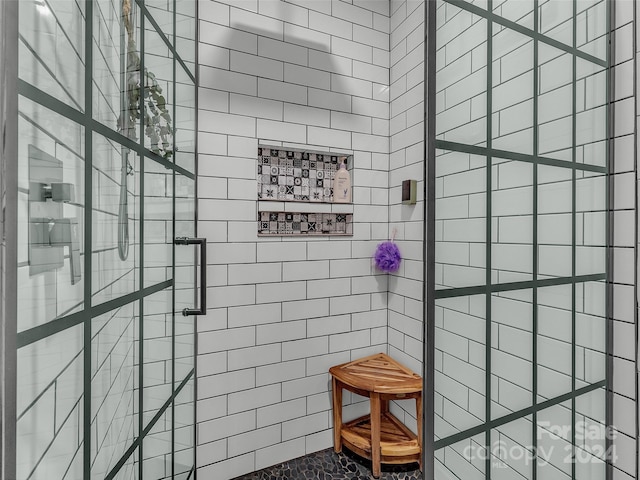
[492,31,533,155]
[435,295,486,438]
[175,67,196,173]
[575,388,607,479]
[19,0,85,110]
[491,159,533,282]
[143,409,172,480]
[145,0,174,43]
[538,46,573,161]
[577,57,608,151]
[142,289,173,427]
[18,98,85,332]
[91,304,137,479]
[144,159,173,287]
[92,135,139,305]
[576,0,607,61]
[491,291,533,418]
[435,4,488,147]
[490,417,533,479]
[576,173,606,276]
[174,380,195,479]
[493,0,534,29]
[539,0,573,45]
[577,281,606,386]
[93,0,136,134]
[538,165,572,279]
[537,402,573,479]
[176,0,197,76]
[435,434,485,480]
[538,285,572,400]
[435,151,486,290]
[16,326,84,480]
[143,25,174,160]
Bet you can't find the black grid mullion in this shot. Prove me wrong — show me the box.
[606,0,618,478]
[434,273,606,299]
[434,139,606,174]
[533,1,540,478]
[485,2,493,475]
[83,0,93,477]
[138,10,146,480]
[423,0,437,476]
[572,0,578,478]
[193,1,201,474]
[16,280,172,349]
[171,0,177,476]
[434,379,606,451]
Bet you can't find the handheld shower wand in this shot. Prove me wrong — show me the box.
[117,0,136,261]
[117,151,130,261]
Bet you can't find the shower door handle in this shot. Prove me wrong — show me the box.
[174,237,207,316]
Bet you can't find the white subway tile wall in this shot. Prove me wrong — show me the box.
[197,0,390,477]
[388,0,425,433]
[613,2,637,480]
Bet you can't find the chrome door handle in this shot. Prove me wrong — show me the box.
[174,237,207,316]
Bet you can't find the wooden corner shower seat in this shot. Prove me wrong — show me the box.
[329,353,423,478]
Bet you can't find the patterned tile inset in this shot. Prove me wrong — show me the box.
[258,211,353,236]
[257,147,347,203]
[232,448,423,480]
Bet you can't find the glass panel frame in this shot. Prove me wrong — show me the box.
[14,0,197,479]
[430,0,610,478]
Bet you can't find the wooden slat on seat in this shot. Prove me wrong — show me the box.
[329,352,422,394]
[342,412,421,457]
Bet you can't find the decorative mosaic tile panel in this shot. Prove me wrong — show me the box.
[258,211,353,236]
[257,147,348,203]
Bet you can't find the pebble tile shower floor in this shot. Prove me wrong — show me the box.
[232,448,423,480]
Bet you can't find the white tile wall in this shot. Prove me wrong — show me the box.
[197,0,390,477]
[387,0,425,435]
[612,2,637,479]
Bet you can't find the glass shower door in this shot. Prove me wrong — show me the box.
[11,0,198,479]
[429,1,609,479]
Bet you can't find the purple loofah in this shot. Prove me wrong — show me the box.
[374,241,402,273]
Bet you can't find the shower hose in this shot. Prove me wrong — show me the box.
[118,152,130,261]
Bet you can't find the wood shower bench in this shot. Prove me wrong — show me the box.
[329,353,422,478]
